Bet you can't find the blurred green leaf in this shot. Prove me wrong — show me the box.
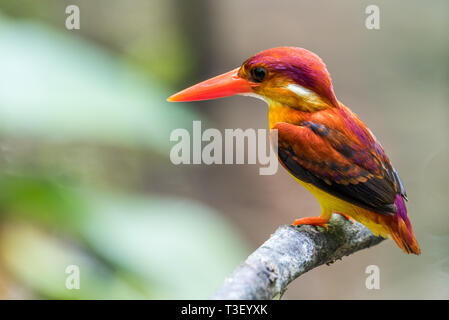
[0,222,150,299]
[0,15,200,154]
[82,194,249,299]
[0,174,249,299]
[0,174,86,229]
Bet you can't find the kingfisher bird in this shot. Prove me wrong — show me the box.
[167,47,420,254]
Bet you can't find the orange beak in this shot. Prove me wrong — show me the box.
[167,67,258,102]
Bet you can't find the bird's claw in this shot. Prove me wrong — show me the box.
[337,212,355,224]
[293,216,330,231]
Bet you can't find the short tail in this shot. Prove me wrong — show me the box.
[388,195,421,255]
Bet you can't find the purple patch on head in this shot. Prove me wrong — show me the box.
[244,47,339,107]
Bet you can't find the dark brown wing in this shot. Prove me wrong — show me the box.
[272,121,406,215]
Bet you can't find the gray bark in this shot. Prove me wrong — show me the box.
[212,214,384,300]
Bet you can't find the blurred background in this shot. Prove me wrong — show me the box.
[0,0,448,299]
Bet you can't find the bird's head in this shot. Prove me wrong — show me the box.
[167,47,339,111]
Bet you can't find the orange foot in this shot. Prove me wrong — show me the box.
[293,216,330,231]
[336,212,355,224]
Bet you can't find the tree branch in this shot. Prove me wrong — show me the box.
[212,214,384,300]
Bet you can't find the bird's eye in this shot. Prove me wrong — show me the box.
[251,67,267,82]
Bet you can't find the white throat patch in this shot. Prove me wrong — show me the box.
[286,83,314,97]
